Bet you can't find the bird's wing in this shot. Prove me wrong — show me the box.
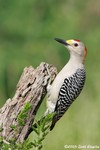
[50,69,86,130]
[50,78,72,130]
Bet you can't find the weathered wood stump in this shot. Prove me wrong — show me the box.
[0,62,57,143]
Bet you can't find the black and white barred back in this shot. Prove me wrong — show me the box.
[50,68,86,130]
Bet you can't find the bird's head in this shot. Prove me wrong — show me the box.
[55,38,87,63]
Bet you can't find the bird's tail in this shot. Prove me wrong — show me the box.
[50,114,59,130]
[50,121,56,130]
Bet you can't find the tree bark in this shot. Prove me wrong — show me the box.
[0,62,57,143]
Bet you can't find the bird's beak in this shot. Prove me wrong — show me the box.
[54,38,70,46]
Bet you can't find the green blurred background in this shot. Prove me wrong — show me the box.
[0,0,100,149]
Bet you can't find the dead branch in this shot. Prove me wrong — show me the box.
[0,62,57,143]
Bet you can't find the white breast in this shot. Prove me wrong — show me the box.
[46,58,84,114]
[48,60,84,105]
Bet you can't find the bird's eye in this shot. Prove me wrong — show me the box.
[74,43,78,47]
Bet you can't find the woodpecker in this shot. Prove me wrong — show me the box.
[45,38,87,130]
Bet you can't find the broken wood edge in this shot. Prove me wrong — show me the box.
[0,62,57,143]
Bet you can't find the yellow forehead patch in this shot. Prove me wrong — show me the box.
[66,40,72,45]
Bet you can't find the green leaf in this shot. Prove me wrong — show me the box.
[17,102,32,126]
[32,113,55,149]
[10,125,17,130]
[32,126,40,135]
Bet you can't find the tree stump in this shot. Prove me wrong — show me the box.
[0,62,57,143]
